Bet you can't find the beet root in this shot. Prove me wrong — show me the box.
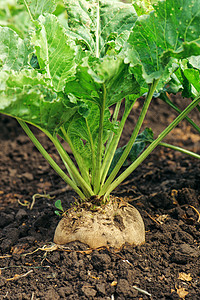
[54,198,145,249]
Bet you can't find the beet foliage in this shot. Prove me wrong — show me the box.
[0,0,200,200]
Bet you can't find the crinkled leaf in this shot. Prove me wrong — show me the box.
[176,62,193,98]
[53,1,140,107]
[65,55,142,108]
[86,56,142,106]
[165,59,200,98]
[183,68,200,97]
[127,0,200,86]
[0,69,79,134]
[188,55,200,70]
[132,0,159,16]
[65,63,101,106]
[108,128,154,175]
[0,1,32,37]
[0,26,30,70]
[17,0,58,19]
[163,72,183,95]
[1,0,65,38]
[63,0,137,56]
[31,14,77,92]
[10,11,33,37]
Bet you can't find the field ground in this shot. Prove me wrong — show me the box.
[0,95,200,299]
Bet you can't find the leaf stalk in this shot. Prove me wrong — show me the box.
[46,133,94,198]
[60,127,91,186]
[18,120,86,199]
[96,0,100,58]
[159,142,200,159]
[161,92,200,134]
[100,78,159,195]
[100,97,138,186]
[103,95,200,197]
[23,0,34,22]
[94,84,106,194]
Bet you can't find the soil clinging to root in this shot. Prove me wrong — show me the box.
[54,197,145,248]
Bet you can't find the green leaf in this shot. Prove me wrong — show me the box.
[10,11,33,37]
[55,199,64,211]
[63,0,137,57]
[188,55,200,69]
[86,55,142,106]
[0,0,66,38]
[128,128,154,160]
[127,0,200,86]
[31,14,77,92]
[25,1,140,108]
[165,59,200,98]
[0,26,30,70]
[54,210,62,216]
[132,0,159,16]
[61,102,114,173]
[0,1,32,38]
[65,54,142,108]
[183,68,200,97]
[65,63,101,106]
[163,72,183,95]
[17,0,58,19]
[0,69,79,134]
[108,128,154,175]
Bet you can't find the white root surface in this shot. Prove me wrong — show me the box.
[54,199,145,249]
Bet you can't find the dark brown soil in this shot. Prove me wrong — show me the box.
[0,95,200,300]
